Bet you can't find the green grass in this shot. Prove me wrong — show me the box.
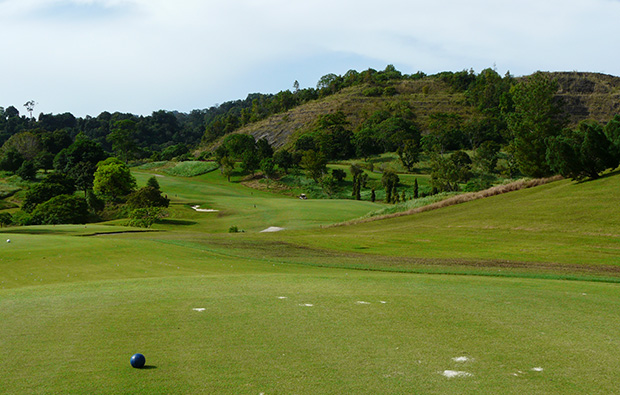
[2,168,620,393]
[163,161,220,177]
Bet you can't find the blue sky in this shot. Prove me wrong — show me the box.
[1,0,619,117]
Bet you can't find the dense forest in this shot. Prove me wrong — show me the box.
[1,66,620,227]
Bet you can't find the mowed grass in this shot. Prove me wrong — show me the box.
[2,169,620,393]
[2,255,620,394]
[273,172,620,279]
[131,169,380,233]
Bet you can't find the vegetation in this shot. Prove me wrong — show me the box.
[1,167,620,393]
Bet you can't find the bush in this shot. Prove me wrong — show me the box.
[362,87,383,97]
[0,212,13,227]
[17,160,37,181]
[228,225,240,233]
[127,207,164,228]
[31,194,89,225]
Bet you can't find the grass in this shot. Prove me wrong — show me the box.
[1,167,620,393]
[163,161,219,177]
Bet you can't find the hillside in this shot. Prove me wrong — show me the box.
[270,170,620,280]
[233,71,620,150]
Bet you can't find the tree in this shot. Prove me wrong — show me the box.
[260,157,277,179]
[473,140,501,174]
[23,100,37,119]
[300,150,327,182]
[381,170,399,203]
[353,128,381,160]
[22,174,76,213]
[54,139,107,192]
[127,207,164,228]
[397,139,420,172]
[146,176,161,190]
[31,194,88,225]
[93,157,137,202]
[2,131,41,161]
[126,186,170,210]
[241,147,260,175]
[413,178,419,199]
[0,212,12,227]
[273,150,294,173]
[256,138,274,161]
[506,72,567,177]
[604,114,620,158]
[331,168,346,183]
[16,160,37,181]
[220,156,235,182]
[320,174,338,197]
[0,147,24,172]
[429,151,472,192]
[107,119,137,163]
[427,113,464,153]
[547,121,618,180]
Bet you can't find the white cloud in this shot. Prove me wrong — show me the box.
[1,0,619,116]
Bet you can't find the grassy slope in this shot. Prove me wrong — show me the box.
[271,172,620,279]
[1,170,620,393]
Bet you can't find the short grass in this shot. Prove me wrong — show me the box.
[2,168,620,393]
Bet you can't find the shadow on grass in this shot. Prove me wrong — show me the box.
[141,365,157,370]
[158,219,197,226]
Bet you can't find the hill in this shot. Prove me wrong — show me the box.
[230,71,620,150]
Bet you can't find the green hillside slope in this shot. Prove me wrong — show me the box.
[265,171,620,280]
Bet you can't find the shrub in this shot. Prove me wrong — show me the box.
[16,160,37,181]
[127,207,164,228]
[0,212,12,227]
[31,194,88,225]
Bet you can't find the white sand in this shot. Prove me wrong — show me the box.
[191,205,218,213]
[299,303,314,307]
[260,226,285,233]
[441,370,473,378]
[452,356,471,363]
[277,296,288,299]
[192,308,206,312]
[356,301,371,305]
[532,367,544,372]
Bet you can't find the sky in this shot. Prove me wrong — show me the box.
[1,0,619,118]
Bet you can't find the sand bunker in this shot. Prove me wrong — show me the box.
[260,226,285,233]
[452,356,472,363]
[299,303,314,307]
[192,308,206,312]
[277,296,288,299]
[356,301,371,305]
[441,370,472,378]
[191,205,218,213]
[532,367,544,372]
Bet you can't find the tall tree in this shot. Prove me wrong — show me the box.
[547,121,618,180]
[107,119,137,163]
[93,157,137,202]
[506,72,567,177]
[300,150,327,182]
